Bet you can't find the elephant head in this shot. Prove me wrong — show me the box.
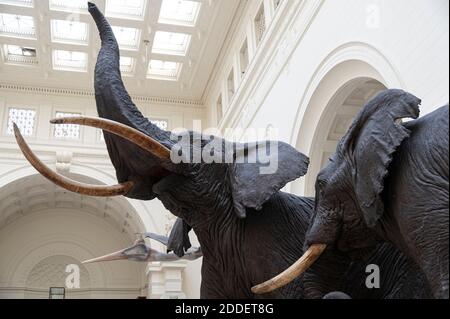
[252,89,422,294]
[14,3,309,238]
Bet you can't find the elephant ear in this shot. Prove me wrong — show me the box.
[229,141,309,218]
[339,89,421,227]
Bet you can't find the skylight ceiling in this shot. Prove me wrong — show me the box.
[0,0,33,8]
[49,0,88,13]
[120,56,136,75]
[153,31,191,56]
[0,0,241,99]
[148,59,181,80]
[53,49,87,72]
[106,0,147,20]
[0,13,35,38]
[51,20,89,45]
[159,0,201,26]
[112,26,141,51]
[6,44,35,57]
[3,44,37,65]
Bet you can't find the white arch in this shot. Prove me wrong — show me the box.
[0,163,160,234]
[289,42,404,195]
[0,208,145,299]
[11,240,103,289]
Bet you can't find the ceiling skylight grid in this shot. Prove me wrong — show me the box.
[51,20,89,45]
[105,0,147,20]
[49,0,88,13]
[0,0,33,8]
[159,0,201,26]
[120,56,136,75]
[52,49,87,72]
[3,44,38,65]
[152,31,191,56]
[147,59,181,80]
[112,26,141,51]
[0,0,223,87]
[0,13,36,38]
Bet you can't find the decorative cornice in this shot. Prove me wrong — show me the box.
[209,0,325,132]
[0,83,205,108]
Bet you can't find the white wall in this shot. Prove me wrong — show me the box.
[205,0,449,195]
[0,208,145,299]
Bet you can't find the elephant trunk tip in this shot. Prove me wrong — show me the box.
[87,2,102,20]
[87,2,97,11]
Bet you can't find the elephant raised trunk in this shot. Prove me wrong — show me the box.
[12,3,176,200]
[88,2,115,47]
[88,2,170,143]
[85,2,176,199]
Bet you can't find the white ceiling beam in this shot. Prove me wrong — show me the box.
[0,4,34,15]
[0,0,240,101]
[34,0,52,78]
[134,0,161,81]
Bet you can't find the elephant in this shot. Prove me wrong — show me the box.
[252,90,449,299]
[86,218,432,299]
[13,3,433,299]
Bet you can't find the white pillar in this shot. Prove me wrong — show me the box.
[146,261,188,299]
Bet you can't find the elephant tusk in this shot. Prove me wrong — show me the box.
[14,123,133,197]
[50,117,171,159]
[251,244,327,295]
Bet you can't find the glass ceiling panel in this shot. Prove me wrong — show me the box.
[152,31,191,56]
[53,49,87,72]
[49,0,88,13]
[0,13,35,38]
[0,0,33,7]
[159,0,201,26]
[120,56,136,74]
[6,44,36,57]
[51,20,89,45]
[112,26,141,50]
[4,44,37,65]
[106,0,147,20]
[148,59,181,80]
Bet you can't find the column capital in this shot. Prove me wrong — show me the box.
[146,261,189,299]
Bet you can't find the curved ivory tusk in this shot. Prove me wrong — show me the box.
[251,244,327,295]
[50,117,171,159]
[14,123,133,197]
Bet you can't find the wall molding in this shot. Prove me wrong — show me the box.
[0,83,205,108]
[209,0,324,132]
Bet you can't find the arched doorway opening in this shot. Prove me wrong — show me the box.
[290,55,398,196]
[304,78,387,196]
[0,173,148,299]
